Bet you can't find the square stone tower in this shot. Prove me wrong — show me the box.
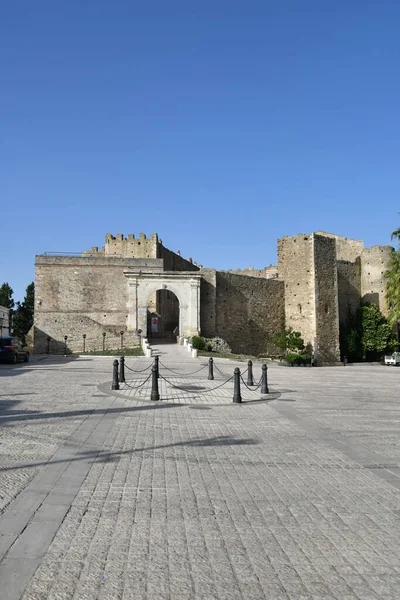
[278,233,340,364]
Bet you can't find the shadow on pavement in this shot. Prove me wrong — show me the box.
[0,355,83,377]
[0,400,182,424]
[0,435,259,472]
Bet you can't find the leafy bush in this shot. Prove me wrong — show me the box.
[268,327,305,353]
[360,303,397,355]
[285,353,312,366]
[204,337,232,353]
[191,335,206,350]
[340,303,397,361]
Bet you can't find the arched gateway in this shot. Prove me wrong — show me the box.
[124,271,202,339]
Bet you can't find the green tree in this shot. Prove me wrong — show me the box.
[386,244,400,327]
[0,282,15,333]
[269,327,305,354]
[12,283,34,342]
[0,282,14,310]
[360,302,397,358]
[286,328,305,352]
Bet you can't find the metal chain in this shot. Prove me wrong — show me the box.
[158,360,208,376]
[121,372,152,389]
[214,364,248,378]
[240,376,262,391]
[124,362,153,373]
[159,373,234,395]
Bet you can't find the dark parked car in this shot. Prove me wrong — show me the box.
[0,337,30,364]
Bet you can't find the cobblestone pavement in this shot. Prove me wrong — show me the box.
[2,350,400,599]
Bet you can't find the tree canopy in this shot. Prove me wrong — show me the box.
[0,283,14,310]
[12,283,35,341]
[341,302,397,361]
[0,282,34,342]
[386,223,400,326]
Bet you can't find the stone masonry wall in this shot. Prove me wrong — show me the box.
[157,245,200,272]
[103,233,158,258]
[316,232,363,327]
[219,266,279,279]
[200,269,217,338]
[313,234,340,364]
[34,255,163,353]
[214,272,285,355]
[85,232,200,273]
[361,246,394,316]
[278,234,316,348]
[336,259,361,326]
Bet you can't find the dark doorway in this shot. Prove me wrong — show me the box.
[147,289,179,340]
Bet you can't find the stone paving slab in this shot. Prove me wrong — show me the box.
[2,351,400,598]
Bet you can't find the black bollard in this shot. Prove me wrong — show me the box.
[119,356,125,383]
[233,367,242,403]
[208,357,214,380]
[112,359,120,390]
[247,360,254,386]
[154,355,160,379]
[261,363,269,394]
[151,365,160,401]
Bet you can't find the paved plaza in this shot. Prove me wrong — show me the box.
[1,345,400,599]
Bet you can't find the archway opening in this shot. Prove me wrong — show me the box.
[147,288,180,341]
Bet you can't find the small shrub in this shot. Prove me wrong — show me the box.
[285,352,312,366]
[304,342,313,356]
[191,335,206,350]
[268,327,305,353]
[205,337,232,354]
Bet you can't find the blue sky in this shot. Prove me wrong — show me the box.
[1,1,400,301]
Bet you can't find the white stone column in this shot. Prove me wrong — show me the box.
[126,279,138,332]
[188,278,200,336]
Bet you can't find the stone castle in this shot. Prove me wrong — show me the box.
[32,231,393,364]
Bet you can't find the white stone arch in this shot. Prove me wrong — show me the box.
[124,271,201,339]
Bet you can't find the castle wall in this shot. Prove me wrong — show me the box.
[86,232,199,272]
[219,266,279,279]
[157,245,200,272]
[33,229,394,363]
[316,232,363,326]
[200,269,217,338]
[336,259,361,325]
[214,272,285,355]
[361,246,393,316]
[278,233,340,363]
[278,234,316,347]
[34,255,163,353]
[313,234,340,363]
[103,232,158,258]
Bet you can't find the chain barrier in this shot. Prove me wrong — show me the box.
[240,376,262,391]
[158,360,208,376]
[117,358,266,399]
[121,372,152,390]
[213,363,230,376]
[214,364,249,378]
[124,361,154,373]
[159,373,235,395]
